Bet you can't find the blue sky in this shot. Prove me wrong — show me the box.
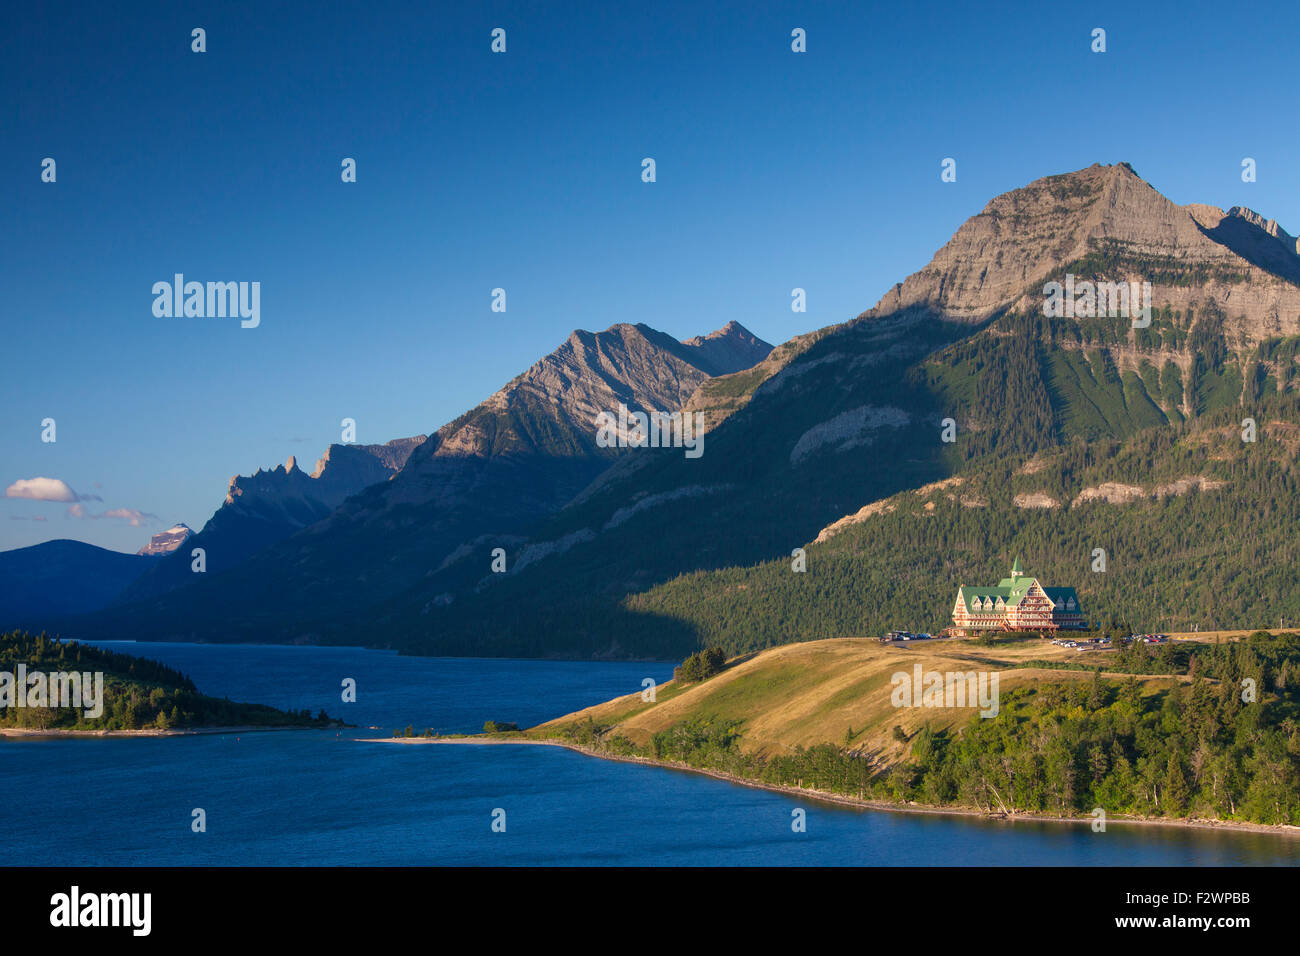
[3,0,1298,553]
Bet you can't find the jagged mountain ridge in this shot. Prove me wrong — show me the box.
[222,437,427,521]
[1187,204,1300,287]
[68,320,773,641]
[678,320,775,376]
[120,436,426,601]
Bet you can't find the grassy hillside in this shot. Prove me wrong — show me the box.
[533,637,1116,756]
[529,631,1300,825]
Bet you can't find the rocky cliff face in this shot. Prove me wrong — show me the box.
[484,321,763,427]
[1186,204,1300,286]
[358,322,771,514]
[858,163,1300,430]
[119,436,426,601]
[223,437,425,521]
[869,163,1300,344]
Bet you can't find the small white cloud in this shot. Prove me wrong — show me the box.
[65,504,157,527]
[4,476,102,502]
[6,477,77,501]
[101,508,157,527]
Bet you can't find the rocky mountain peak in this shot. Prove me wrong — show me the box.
[864,161,1300,343]
[137,523,192,556]
[679,320,773,376]
[292,317,777,554]
[1226,205,1296,244]
[222,436,424,510]
[454,320,773,461]
[308,436,428,479]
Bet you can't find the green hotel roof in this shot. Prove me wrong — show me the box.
[956,560,1082,613]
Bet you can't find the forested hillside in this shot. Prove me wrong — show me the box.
[0,631,339,731]
[621,399,1300,655]
[394,316,1300,658]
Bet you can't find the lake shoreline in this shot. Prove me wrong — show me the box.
[359,735,1300,838]
[0,725,327,739]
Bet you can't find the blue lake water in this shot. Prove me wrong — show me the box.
[2,641,1297,866]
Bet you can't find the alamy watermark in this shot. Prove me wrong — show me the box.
[152,274,260,328]
[0,666,104,718]
[1043,274,1151,328]
[890,664,1000,718]
[595,403,705,459]
[50,886,150,936]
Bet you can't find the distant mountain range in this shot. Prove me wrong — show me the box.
[119,436,426,601]
[44,320,772,642]
[0,540,154,625]
[20,162,1300,657]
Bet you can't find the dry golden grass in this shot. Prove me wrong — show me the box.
[1169,628,1292,643]
[531,636,1183,766]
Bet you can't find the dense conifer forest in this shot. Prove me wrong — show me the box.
[0,631,339,731]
